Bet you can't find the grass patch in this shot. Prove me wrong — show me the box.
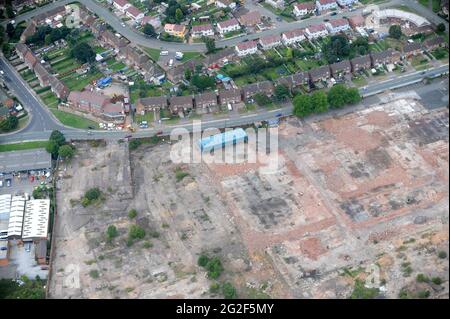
[135,112,154,123]
[142,47,161,62]
[180,52,202,63]
[175,167,189,182]
[351,76,368,87]
[50,109,99,129]
[61,71,103,91]
[0,141,48,152]
[350,279,380,299]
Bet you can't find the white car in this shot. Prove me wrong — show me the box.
[121,23,126,27]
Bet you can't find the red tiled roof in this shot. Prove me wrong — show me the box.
[236,40,257,51]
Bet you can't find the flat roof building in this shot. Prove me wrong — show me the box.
[22,199,50,241]
[0,149,51,174]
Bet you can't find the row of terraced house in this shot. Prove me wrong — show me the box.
[136,34,447,121]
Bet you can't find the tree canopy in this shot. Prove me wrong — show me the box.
[389,25,402,39]
[70,42,95,64]
[190,74,215,91]
[143,23,156,37]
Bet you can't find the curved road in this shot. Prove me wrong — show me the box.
[1,64,448,144]
[0,56,67,133]
[9,0,446,53]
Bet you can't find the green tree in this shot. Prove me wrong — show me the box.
[128,224,146,241]
[205,256,223,279]
[70,42,95,64]
[203,37,216,54]
[436,23,446,33]
[0,276,45,299]
[293,94,313,117]
[143,23,156,37]
[190,74,215,91]
[222,282,237,299]
[274,84,290,101]
[198,254,209,267]
[389,25,402,39]
[106,225,118,240]
[0,116,18,132]
[85,187,101,201]
[254,93,271,107]
[322,35,351,63]
[46,140,59,158]
[6,23,14,38]
[128,209,138,219]
[58,145,74,159]
[5,5,15,19]
[175,8,184,23]
[311,91,329,113]
[49,130,66,146]
[327,84,348,108]
[184,68,192,81]
[44,34,52,45]
[346,87,361,105]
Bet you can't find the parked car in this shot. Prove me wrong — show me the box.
[331,12,337,16]
[6,179,11,187]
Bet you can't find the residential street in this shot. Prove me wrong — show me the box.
[5,0,447,53]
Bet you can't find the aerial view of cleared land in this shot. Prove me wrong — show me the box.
[48,97,448,299]
[1,0,449,302]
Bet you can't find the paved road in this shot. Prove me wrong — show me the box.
[0,55,67,133]
[1,64,448,144]
[6,0,429,52]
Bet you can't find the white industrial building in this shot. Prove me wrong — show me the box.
[8,196,26,238]
[22,199,50,241]
[0,194,11,239]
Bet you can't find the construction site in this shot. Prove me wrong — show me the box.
[48,97,449,299]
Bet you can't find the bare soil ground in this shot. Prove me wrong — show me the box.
[49,98,449,299]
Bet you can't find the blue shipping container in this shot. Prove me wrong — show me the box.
[198,128,247,152]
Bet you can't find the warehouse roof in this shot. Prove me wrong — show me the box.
[22,199,50,240]
[0,149,51,174]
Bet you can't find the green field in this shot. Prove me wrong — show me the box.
[0,141,48,152]
[50,109,99,129]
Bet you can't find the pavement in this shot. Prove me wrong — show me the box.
[0,63,448,144]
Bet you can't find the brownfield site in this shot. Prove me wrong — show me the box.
[49,98,449,299]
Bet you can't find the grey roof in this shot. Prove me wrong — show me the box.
[309,65,331,80]
[403,42,423,53]
[330,60,351,73]
[0,149,52,173]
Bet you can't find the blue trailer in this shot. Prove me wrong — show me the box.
[198,128,247,152]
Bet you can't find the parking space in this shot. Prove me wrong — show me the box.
[0,240,48,280]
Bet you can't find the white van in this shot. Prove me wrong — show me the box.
[160,50,169,56]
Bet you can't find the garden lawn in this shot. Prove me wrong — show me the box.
[135,112,154,123]
[50,109,99,129]
[60,71,103,91]
[180,52,202,63]
[143,47,161,61]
